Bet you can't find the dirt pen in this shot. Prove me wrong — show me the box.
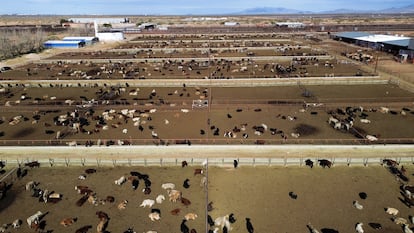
[1,145,414,233]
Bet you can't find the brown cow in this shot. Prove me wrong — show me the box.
[170,208,181,215]
[96,211,109,221]
[181,197,191,206]
[106,196,115,203]
[194,169,203,175]
[76,195,89,207]
[75,225,92,233]
[60,217,77,227]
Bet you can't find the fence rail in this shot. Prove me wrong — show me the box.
[1,156,413,168]
[0,137,414,146]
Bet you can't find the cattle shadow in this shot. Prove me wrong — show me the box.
[387,166,409,182]
[398,195,413,208]
[368,222,382,230]
[0,183,16,211]
[11,127,36,138]
[321,228,339,233]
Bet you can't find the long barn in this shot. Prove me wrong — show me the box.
[43,40,86,49]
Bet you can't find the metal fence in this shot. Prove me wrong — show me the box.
[1,156,414,168]
[1,138,414,147]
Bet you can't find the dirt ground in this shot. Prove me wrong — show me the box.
[0,164,413,233]
[0,85,414,145]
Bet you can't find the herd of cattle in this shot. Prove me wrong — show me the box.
[2,158,414,233]
[0,159,264,233]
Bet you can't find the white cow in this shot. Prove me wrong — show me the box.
[156,194,165,204]
[27,211,43,227]
[360,119,371,124]
[404,224,414,233]
[353,200,363,210]
[366,135,378,142]
[114,176,127,185]
[67,141,77,146]
[394,217,408,225]
[148,212,160,221]
[161,183,175,190]
[355,222,364,233]
[12,219,22,228]
[140,199,155,208]
[215,215,229,228]
[385,207,399,216]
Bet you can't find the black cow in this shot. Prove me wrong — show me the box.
[132,179,139,190]
[183,179,190,189]
[289,191,298,199]
[246,218,254,233]
[180,219,189,233]
[229,213,236,223]
[305,159,314,168]
[207,215,214,226]
[318,159,332,168]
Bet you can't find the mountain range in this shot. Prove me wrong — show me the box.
[234,4,414,15]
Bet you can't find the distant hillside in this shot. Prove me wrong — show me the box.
[231,4,414,15]
[379,4,414,13]
[234,7,311,15]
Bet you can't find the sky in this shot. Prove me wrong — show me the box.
[1,0,413,15]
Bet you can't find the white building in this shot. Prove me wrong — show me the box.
[94,21,124,42]
[69,17,129,24]
[224,22,240,26]
[276,22,305,28]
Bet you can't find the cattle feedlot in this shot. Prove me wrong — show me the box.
[1,19,414,233]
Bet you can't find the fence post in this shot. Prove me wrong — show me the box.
[81,158,85,166]
[65,158,70,167]
[160,158,163,167]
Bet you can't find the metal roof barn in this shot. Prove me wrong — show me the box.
[68,18,129,24]
[43,40,85,49]
[63,37,99,45]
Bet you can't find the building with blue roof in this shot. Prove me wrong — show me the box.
[43,40,85,49]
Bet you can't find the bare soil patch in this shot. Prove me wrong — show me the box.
[0,164,413,233]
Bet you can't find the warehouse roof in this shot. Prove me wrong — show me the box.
[356,34,410,43]
[44,40,84,44]
[63,37,98,42]
[334,32,371,39]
